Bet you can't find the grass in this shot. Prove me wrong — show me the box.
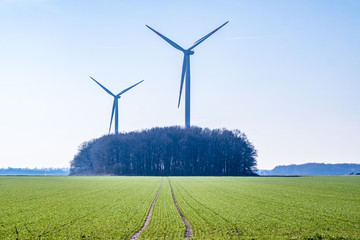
[0,176,161,239]
[171,176,360,239]
[1,176,359,239]
[138,178,185,240]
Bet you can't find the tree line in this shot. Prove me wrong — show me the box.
[70,126,258,176]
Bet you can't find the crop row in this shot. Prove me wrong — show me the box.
[0,176,160,239]
[170,176,360,239]
[138,178,185,240]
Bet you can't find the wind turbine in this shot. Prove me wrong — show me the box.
[146,21,229,128]
[90,76,144,134]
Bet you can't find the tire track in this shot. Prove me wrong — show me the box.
[168,178,193,239]
[175,180,242,236]
[130,178,163,240]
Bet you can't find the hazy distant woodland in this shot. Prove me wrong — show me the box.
[0,168,69,175]
[70,126,258,176]
[259,163,360,176]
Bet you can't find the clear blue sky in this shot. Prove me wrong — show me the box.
[0,0,359,169]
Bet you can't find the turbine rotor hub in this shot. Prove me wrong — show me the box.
[185,50,194,55]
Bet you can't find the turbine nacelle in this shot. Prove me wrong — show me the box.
[185,50,195,55]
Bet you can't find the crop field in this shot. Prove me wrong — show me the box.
[171,176,360,239]
[0,177,160,239]
[1,176,359,239]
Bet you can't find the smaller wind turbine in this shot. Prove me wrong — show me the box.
[90,76,144,134]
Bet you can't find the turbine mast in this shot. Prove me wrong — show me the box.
[185,55,191,128]
[115,98,119,134]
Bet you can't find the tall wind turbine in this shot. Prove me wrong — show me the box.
[146,21,229,128]
[90,76,144,134]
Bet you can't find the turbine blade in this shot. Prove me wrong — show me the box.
[188,21,229,50]
[146,25,185,52]
[178,55,188,108]
[90,76,115,97]
[109,99,116,133]
[117,80,144,96]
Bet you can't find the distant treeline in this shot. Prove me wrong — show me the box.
[258,163,360,175]
[70,126,257,176]
[0,168,69,175]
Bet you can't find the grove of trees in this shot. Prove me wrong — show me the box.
[70,126,257,176]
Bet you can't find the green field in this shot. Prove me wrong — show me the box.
[0,176,359,239]
[0,177,160,239]
[171,177,360,239]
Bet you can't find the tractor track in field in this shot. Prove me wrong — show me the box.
[175,181,242,236]
[130,177,163,240]
[168,178,193,239]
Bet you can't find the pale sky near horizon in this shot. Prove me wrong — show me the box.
[0,0,359,170]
